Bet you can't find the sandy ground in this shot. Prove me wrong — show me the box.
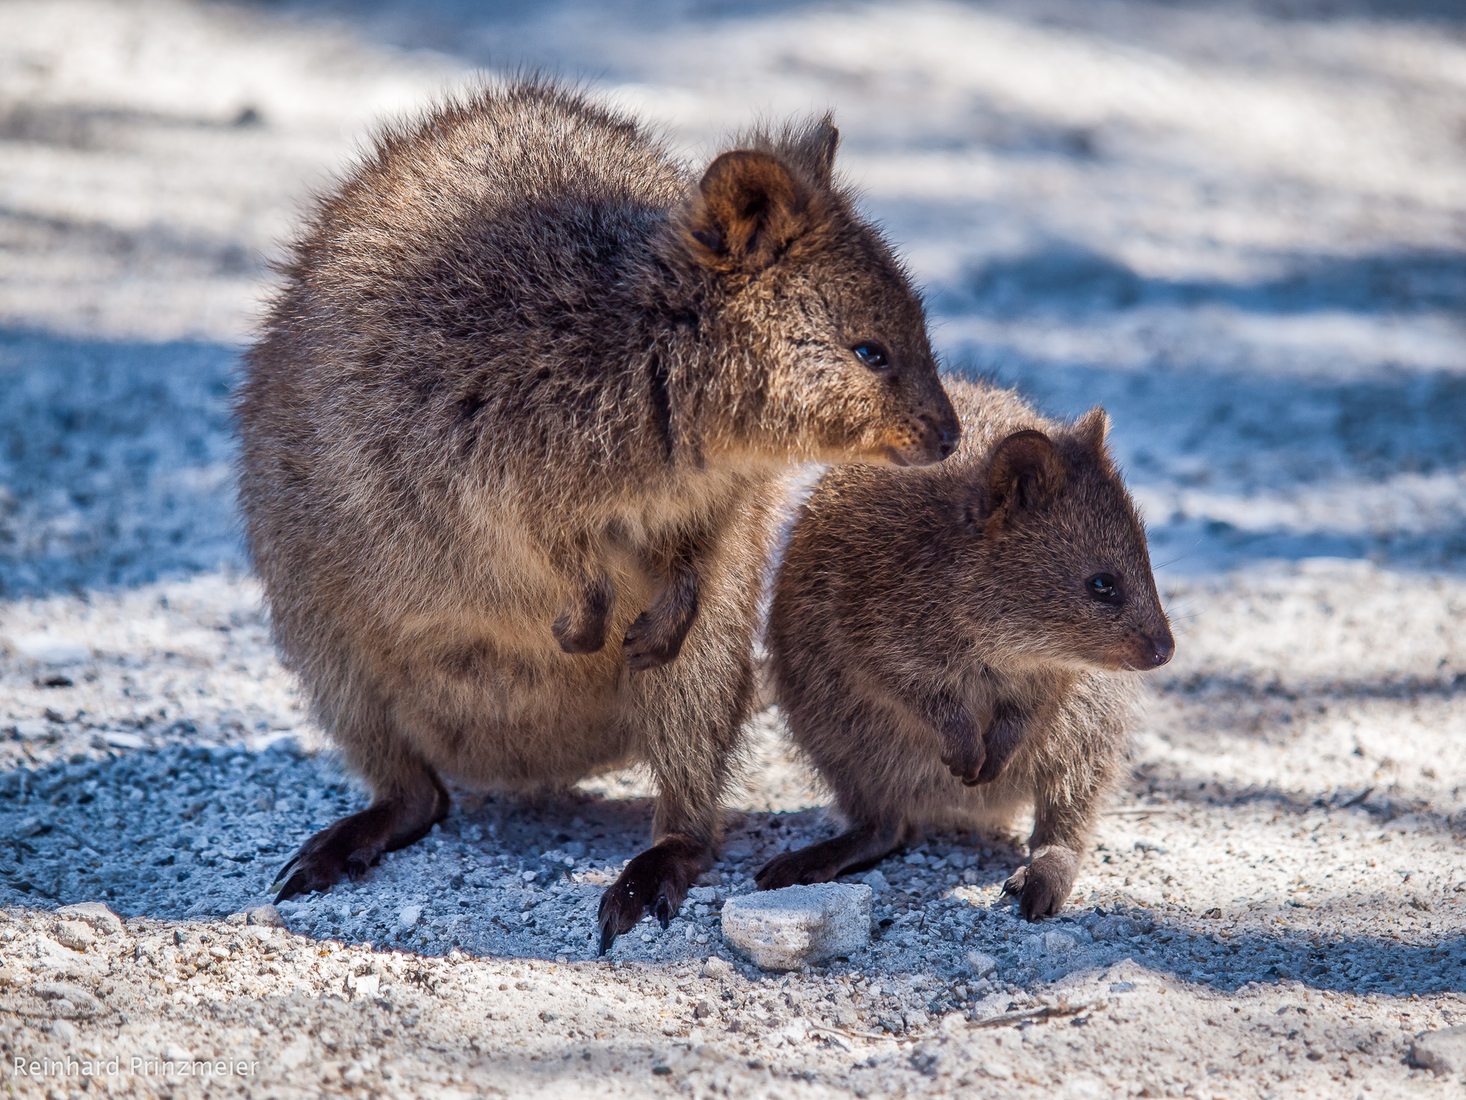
[1,0,1464,1096]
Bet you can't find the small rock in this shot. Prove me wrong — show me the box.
[693,998,715,1020]
[1409,1026,1466,1076]
[50,1019,77,1044]
[1042,931,1079,955]
[859,869,889,893]
[719,883,871,971]
[53,922,95,951]
[244,905,285,928]
[35,982,100,1013]
[55,903,124,936]
[278,1038,311,1071]
[964,951,998,977]
[702,956,733,979]
[398,904,423,929]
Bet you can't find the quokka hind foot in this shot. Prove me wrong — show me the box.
[273,770,449,903]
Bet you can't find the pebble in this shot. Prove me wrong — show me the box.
[1042,931,1079,955]
[859,870,889,893]
[720,883,871,971]
[398,904,423,929]
[244,904,286,928]
[1409,1026,1466,1076]
[54,903,124,936]
[701,956,733,979]
[965,951,998,977]
[53,921,95,951]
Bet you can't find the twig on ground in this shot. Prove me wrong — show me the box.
[1105,807,1179,817]
[969,1000,1099,1028]
[807,1021,900,1045]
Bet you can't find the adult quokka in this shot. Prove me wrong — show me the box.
[236,80,958,952]
[759,379,1173,919]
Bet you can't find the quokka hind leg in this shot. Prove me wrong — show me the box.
[597,625,748,953]
[273,762,448,902]
[272,692,449,902]
[755,820,903,891]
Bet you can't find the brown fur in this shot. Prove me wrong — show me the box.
[759,379,1174,919]
[235,80,957,950]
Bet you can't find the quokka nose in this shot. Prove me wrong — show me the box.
[1148,632,1176,668]
[922,414,960,460]
[937,425,958,459]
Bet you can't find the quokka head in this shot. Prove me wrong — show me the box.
[667,116,959,468]
[956,408,1175,673]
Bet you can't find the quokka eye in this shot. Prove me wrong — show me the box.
[1087,573,1123,605]
[851,342,890,371]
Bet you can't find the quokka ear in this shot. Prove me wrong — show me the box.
[786,114,839,187]
[1074,406,1110,452]
[970,429,1066,524]
[683,150,813,272]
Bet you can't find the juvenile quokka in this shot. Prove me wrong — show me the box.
[236,81,958,951]
[759,379,1173,919]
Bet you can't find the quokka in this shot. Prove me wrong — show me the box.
[236,81,958,951]
[759,379,1173,919]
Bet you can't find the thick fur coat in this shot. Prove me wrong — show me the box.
[236,80,957,947]
[761,379,1174,918]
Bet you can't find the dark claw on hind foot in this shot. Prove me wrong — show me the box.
[272,834,385,904]
[595,836,707,955]
[755,850,824,892]
[268,788,447,904]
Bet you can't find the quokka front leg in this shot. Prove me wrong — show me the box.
[1003,730,1113,920]
[552,567,615,654]
[622,533,706,672]
[597,625,750,953]
[906,680,1031,787]
[550,527,619,655]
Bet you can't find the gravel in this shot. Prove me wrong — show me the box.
[2,0,1464,1097]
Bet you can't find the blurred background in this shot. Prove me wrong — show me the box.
[4,0,1464,591]
[1,3,1463,1093]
